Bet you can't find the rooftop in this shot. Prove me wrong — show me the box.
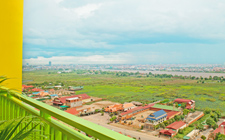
[214,121,225,134]
[123,103,135,109]
[166,121,186,130]
[152,104,179,111]
[174,98,195,104]
[65,108,79,115]
[167,111,180,119]
[57,94,91,103]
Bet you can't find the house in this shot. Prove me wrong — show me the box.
[214,121,225,136]
[68,86,83,91]
[53,94,91,106]
[49,89,74,96]
[38,91,50,97]
[31,88,44,92]
[185,111,204,125]
[159,129,176,138]
[105,104,123,112]
[119,104,155,120]
[22,85,33,91]
[146,110,167,125]
[123,103,136,112]
[131,101,143,106]
[160,121,187,137]
[65,96,82,108]
[174,98,195,109]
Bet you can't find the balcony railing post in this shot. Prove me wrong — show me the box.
[40,111,51,140]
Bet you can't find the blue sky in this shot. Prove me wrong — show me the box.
[23,0,225,65]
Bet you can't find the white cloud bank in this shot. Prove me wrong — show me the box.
[23,53,132,65]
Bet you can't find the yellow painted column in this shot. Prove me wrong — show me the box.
[0,1,23,91]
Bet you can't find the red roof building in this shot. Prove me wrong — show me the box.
[159,129,176,137]
[105,104,123,112]
[174,98,195,109]
[65,108,79,115]
[166,111,181,120]
[53,94,90,105]
[22,85,34,90]
[214,122,225,135]
[119,103,155,120]
[166,121,187,131]
[31,88,44,92]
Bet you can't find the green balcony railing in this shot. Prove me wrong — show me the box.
[0,87,133,140]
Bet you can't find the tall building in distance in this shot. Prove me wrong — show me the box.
[49,61,52,66]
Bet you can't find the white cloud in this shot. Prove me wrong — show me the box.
[73,3,102,18]
[23,53,133,65]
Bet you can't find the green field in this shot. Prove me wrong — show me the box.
[22,70,225,113]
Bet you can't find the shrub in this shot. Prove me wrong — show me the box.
[201,135,206,140]
[178,129,183,134]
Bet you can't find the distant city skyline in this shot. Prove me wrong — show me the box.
[23,0,225,65]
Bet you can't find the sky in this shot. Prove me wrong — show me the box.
[23,0,225,65]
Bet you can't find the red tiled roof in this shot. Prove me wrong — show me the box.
[143,103,155,109]
[166,121,186,130]
[65,108,79,115]
[214,122,225,134]
[120,103,155,116]
[58,94,90,104]
[185,105,192,109]
[31,88,44,92]
[22,85,34,88]
[167,111,180,119]
[160,129,175,135]
[174,98,194,103]
[120,106,143,116]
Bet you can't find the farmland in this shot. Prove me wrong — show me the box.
[22,70,225,114]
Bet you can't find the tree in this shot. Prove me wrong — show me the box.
[163,121,169,126]
[197,124,204,131]
[201,135,206,140]
[110,113,114,117]
[181,103,186,109]
[160,123,165,128]
[206,118,215,127]
[204,108,212,114]
[174,115,181,121]
[178,129,184,134]
[212,123,218,130]
[110,116,117,122]
[94,109,99,113]
[215,110,221,118]
[180,115,185,120]
[183,109,190,116]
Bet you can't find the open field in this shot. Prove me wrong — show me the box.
[23,70,225,113]
[104,70,225,78]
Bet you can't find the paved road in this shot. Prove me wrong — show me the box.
[96,122,165,140]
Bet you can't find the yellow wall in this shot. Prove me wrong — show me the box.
[0,1,23,90]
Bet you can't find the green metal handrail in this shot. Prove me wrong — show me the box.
[0,87,133,140]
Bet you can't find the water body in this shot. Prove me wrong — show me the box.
[103,70,225,78]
